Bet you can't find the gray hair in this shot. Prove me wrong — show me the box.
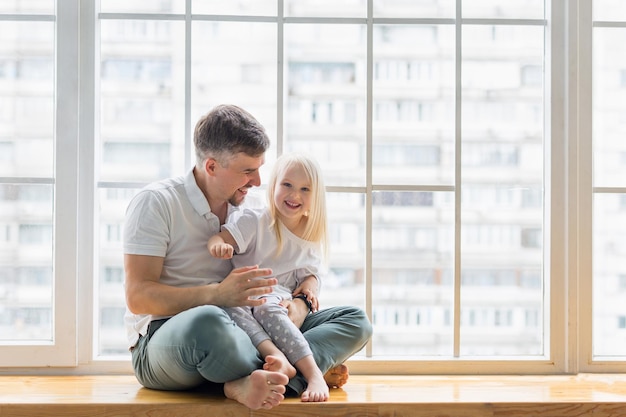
[193,104,270,167]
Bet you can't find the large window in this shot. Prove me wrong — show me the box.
[1,0,624,374]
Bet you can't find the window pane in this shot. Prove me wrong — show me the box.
[191,21,278,180]
[0,184,53,342]
[99,19,185,183]
[593,28,626,188]
[0,0,54,14]
[0,7,55,350]
[372,191,454,356]
[285,24,367,187]
[373,25,455,186]
[373,0,454,18]
[460,25,545,356]
[96,187,138,357]
[462,0,544,19]
[192,0,276,16]
[285,0,366,18]
[100,1,185,14]
[0,21,54,178]
[593,0,626,22]
[593,194,626,357]
[324,192,366,357]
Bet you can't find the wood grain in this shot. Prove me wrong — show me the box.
[2,374,626,417]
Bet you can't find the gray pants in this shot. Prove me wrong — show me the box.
[227,299,312,364]
[131,304,372,395]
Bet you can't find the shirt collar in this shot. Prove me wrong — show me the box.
[184,168,241,219]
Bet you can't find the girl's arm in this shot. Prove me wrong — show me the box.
[207,229,238,259]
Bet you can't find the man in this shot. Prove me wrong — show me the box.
[123,104,372,410]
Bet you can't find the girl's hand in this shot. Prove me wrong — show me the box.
[209,242,234,259]
[292,275,319,312]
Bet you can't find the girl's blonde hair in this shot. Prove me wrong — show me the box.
[267,153,329,261]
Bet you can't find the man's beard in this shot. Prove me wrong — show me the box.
[229,195,243,206]
[228,187,248,206]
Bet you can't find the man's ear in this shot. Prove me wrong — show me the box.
[205,158,218,176]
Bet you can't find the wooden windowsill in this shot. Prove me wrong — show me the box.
[2,373,626,416]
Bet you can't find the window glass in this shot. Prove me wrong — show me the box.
[0,184,54,342]
[593,194,626,356]
[372,191,454,356]
[193,0,276,16]
[98,17,186,357]
[99,19,185,183]
[285,0,366,18]
[0,0,53,14]
[460,24,545,355]
[592,28,626,188]
[0,1,55,351]
[373,24,455,186]
[373,0,454,18]
[96,188,138,356]
[324,192,366,318]
[0,21,54,178]
[191,20,278,179]
[593,0,626,22]
[462,0,544,19]
[285,23,367,187]
[100,0,185,14]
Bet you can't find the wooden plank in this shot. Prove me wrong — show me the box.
[2,374,626,417]
[251,403,495,417]
[493,403,626,417]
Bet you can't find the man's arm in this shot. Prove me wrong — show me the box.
[124,254,279,316]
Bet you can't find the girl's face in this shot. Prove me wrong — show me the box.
[273,163,312,224]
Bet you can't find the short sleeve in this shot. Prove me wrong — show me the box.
[123,190,170,257]
[222,209,260,255]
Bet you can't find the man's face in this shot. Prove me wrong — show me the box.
[214,152,265,207]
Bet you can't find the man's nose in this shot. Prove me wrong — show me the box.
[248,171,261,187]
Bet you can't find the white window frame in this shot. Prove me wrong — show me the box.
[2,0,623,375]
[0,1,79,367]
[578,0,626,373]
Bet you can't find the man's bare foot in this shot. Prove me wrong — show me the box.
[223,369,288,410]
[300,374,329,402]
[263,354,297,378]
[324,364,349,389]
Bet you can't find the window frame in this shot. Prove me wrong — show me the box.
[2,0,622,375]
[0,0,79,367]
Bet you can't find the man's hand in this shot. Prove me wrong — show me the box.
[279,298,310,328]
[212,265,277,307]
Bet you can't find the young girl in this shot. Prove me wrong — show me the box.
[208,152,330,402]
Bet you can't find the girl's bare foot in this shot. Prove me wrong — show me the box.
[263,354,297,378]
[223,369,288,410]
[324,364,349,388]
[300,373,330,402]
